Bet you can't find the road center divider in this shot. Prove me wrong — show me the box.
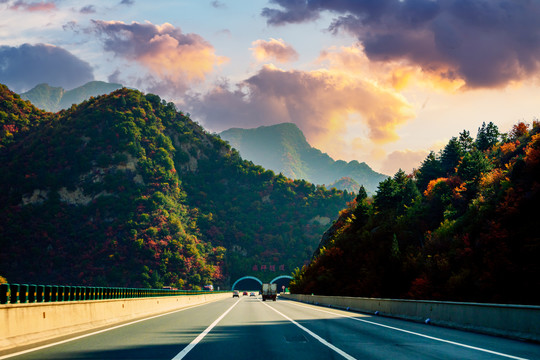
[0,292,231,351]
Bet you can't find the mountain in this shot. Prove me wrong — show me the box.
[219,123,388,194]
[291,121,540,305]
[327,177,361,194]
[20,81,123,112]
[0,84,353,289]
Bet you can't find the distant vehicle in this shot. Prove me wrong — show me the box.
[233,290,239,298]
[243,291,248,296]
[250,292,255,297]
[203,285,214,291]
[261,283,277,301]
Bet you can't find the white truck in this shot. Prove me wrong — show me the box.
[261,283,277,301]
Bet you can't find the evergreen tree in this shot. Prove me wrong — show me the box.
[458,130,474,153]
[475,122,499,151]
[415,151,443,192]
[440,137,463,175]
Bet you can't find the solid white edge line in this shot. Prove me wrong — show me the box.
[285,300,529,360]
[260,300,357,360]
[171,298,241,360]
[0,299,223,360]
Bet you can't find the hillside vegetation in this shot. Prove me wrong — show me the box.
[0,83,56,149]
[291,121,540,305]
[0,84,352,288]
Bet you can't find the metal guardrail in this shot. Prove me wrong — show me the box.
[0,283,227,305]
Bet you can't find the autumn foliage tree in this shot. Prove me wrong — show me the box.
[291,120,540,305]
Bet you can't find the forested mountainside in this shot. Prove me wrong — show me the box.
[219,123,388,194]
[20,81,123,112]
[291,121,540,305]
[0,84,352,289]
[0,83,56,149]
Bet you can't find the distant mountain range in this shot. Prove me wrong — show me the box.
[219,123,388,194]
[20,81,123,112]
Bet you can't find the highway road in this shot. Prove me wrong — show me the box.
[1,295,539,360]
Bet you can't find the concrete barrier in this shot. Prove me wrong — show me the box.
[0,292,231,350]
[281,294,540,342]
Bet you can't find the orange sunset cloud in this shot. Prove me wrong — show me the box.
[251,38,299,63]
[92,20,227,93]
[319,44,466,93]
[190,64,414,152]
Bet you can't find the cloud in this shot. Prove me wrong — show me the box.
[188,64,414,149]
[262,0,540,89]
[120,0,134,5]
[9,0,56,11]
[261,0,320,25]
[380,149,429,175]
[251,38,299,63]
[0,43,94,92]
[210,1,226,9]
[79,5,95,14]
[92,20,226,97]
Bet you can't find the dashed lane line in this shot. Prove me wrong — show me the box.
[260,300,357,360]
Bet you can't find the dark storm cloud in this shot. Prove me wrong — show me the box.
[0,43,94,92]
[262,0,540,88]
[261,0,320,25]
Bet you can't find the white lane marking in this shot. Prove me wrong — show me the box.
[0,300,222,360]
[285,300,529,360]
[171,298,241,359]
[260,300,357,360]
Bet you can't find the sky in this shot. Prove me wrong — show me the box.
[1,0,539,175]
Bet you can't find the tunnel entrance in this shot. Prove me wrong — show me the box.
[271,276,292,292]
[231,276,262,291]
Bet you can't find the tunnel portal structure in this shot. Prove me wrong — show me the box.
[231,275,293,291]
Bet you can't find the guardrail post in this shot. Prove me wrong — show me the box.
[0,284,9,304]
[64,286,71,301]
[10,284,19,304]
[19,284,28,303]
[28,284,36,303]
[36,285,44,302]
[58,286,64,302]
[44,285,52,302]
[52,285,59,302]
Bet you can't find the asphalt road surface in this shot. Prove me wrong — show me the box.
[2,296,539,360]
